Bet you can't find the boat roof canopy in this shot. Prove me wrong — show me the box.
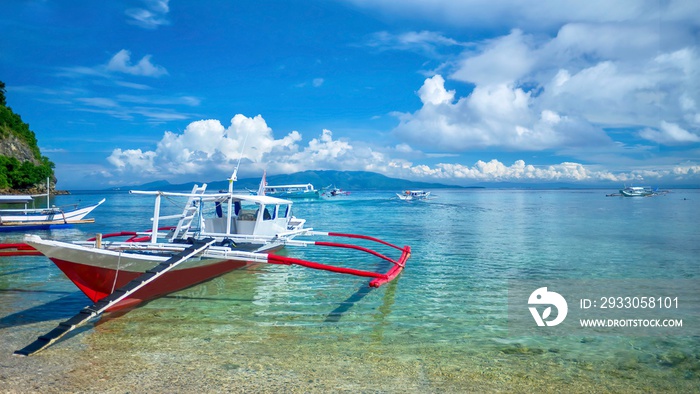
[264,184,313,188]
[0,195,34,204]
[231,194,293,205]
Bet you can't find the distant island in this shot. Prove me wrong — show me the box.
[113,170,480,192]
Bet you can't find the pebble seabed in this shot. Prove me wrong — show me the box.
[2,315,698,394]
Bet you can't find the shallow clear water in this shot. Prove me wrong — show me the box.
[1,188,699,392]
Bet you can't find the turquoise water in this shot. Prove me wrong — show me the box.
[1,188,699,392]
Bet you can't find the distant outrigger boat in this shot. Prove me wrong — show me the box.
[262,183,321,199]
[607,185,668,197]
[323,185,350,197]
[396,190,431,201]
[0,183,104,232]
[619,186,655,197]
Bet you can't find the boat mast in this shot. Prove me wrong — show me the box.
[151,194,161,243]
[226,169,236,235]
[226,129,250,235]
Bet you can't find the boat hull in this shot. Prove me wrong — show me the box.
[51,256,252,310]
[0,223,74,232]
[0,198,105,231]
[619,186,654,197]
[620,190,652,197]
[27,238,261,311]
[396,191,430,200]
[266,191,320,199]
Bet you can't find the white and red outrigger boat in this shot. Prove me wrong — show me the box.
[0,178,105,232]
[2,171,410,356]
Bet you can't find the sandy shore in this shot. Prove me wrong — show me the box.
[3,318,697,394]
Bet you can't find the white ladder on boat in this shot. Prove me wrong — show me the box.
[170,184,207,242]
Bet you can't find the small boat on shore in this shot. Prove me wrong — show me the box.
[3,171,410,356]
[0,193,104,232]
[396,190,431,201]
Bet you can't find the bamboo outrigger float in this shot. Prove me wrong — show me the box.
[2,171,410,356]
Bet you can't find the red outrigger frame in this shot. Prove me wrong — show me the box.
[0,243,43,256]
[0,231,410,288]
[268,232,410,287]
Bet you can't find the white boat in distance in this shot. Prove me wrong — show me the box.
[262,183,321,199]
[323,185,350,197]
[619,186,655,197]
[0,194,105,232]
[396,190,431,201]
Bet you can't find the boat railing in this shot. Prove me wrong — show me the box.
[74,242,191,254]
[83,228,313,248]
[156,214,187,220]
[275,227,312,238]
[197,227,314,242]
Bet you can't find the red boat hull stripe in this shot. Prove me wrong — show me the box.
[51,257,251,311]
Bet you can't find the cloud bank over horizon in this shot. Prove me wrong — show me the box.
[105,113,699,186]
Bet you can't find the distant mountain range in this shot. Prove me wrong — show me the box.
[108,171,699,192]
[113,170,473,191]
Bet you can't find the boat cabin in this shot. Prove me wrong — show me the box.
[201,194,293,237]
[131,184,305,246]
[264,183,315,194]
[397,190,431,200]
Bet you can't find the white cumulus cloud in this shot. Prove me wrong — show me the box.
[391,17,700,154]
[106,49,168,77]
[126,0,170,29]
[639,121,700,145]
[107,114,376,181]
[394,74,610,151]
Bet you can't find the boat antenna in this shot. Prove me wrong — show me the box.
[228,128,251,193]
[46,177,50,209]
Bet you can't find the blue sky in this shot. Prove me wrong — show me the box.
[1,0,699,189]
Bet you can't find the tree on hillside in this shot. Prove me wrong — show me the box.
[0,79,56,190]
[0,80,6,106]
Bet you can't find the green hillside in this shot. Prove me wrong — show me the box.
[0,80,55,190]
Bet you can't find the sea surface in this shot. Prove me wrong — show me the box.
[1,188,699,393]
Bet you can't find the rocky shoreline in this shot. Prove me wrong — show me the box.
[0,187,70,195]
